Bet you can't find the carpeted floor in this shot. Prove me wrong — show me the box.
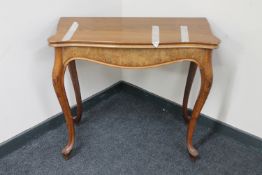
[0,88,262,175]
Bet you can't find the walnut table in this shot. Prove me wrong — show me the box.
[48,17,220,159]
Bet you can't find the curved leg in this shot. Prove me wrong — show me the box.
[187,56,213,158]
[52,48,75,159]
[183,62,197,123]
[68,60,83,124]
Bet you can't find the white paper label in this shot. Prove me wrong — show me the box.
[62,22,79,41]
[180,26,190,42]
[152,25,160,48]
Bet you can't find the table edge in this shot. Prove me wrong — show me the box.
[48,42,219,49]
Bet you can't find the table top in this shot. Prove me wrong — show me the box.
[48,17,220,48]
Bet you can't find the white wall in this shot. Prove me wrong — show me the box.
[0,0,122,143]
[121,0,262,138]
[1,0,262,143]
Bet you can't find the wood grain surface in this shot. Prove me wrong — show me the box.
[49,17,220,160]
[48,17,220,48]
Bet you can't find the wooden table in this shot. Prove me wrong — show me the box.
[48,17,220,159]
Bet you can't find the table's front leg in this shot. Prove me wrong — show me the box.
[183,62,197,123]
[68,60,83,124]
[52,48,75,159]
[187,52,213,158]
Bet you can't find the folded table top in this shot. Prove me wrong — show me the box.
[48,17,220,49]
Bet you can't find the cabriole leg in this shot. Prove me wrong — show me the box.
[52,48,75,160]
[68,60,83,124]
[187,54,213,158]
[183,62,197,123]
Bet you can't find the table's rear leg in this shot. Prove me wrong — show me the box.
[68,60,83,124]
[187,56,213,158]
[183,62,197,123]
[52,48,75,159]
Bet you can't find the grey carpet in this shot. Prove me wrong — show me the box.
[0,89,262,175]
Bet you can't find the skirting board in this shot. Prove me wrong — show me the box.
[0,81,123,158]
[0,81,261,158]
[121,81,262,152]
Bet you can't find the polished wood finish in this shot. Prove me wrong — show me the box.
[183,62,198,123]
[187,52,213,157]
[49,17,220,159]
[52,48,75,159]
[49,17,220,48]
[68,60,83,124]
[62,47,208,68]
